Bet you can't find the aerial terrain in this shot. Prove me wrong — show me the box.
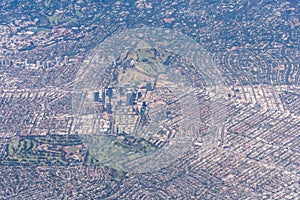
[0,0,299,199]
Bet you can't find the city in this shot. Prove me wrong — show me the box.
[0,0,299,199]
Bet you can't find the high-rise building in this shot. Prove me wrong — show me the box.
[146,82,152,91]
[36,60,41,68]
[4,59,9,66]
[47,61,51,68]
[132,83,137,90]
[64,55,68,65]
[101,90,106,105]
[126,91,133,106]
[124,83,130,90]
[94,92,99,102]
[132,92,137,105]
[42,61,47,69]
[119,87,124,95]
[137,92,142,99]
[106,103,112,114]
[55,56,61,65]
[107,87,113,98]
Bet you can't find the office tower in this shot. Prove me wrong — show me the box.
[119,87,124,95]
[124,83,130,90]
[106,103,112,114]
[126,91,133,106]
[146,82,152,91]
[107,87,113,98]
[94,92,99,102]
[102,90,106,105]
